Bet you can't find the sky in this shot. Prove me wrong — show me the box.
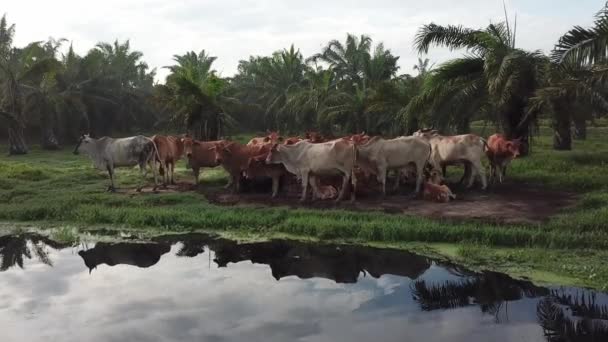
[4,0,604,82]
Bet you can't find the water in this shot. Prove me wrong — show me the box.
[1,233,607,342]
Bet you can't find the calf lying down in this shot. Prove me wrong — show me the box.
[423,182,456,203]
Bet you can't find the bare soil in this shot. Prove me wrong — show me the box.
[126,180,577,225]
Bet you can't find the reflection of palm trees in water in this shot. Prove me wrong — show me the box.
[0,234,67,271]
[411,271,549,322]
[538,290,608,341]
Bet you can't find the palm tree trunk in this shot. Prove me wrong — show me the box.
[553,117,572,150]
[573,118,587,140]
[455,119,470,134]
[41,125,60,150]
[8,122,28,155]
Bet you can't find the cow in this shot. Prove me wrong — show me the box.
[423,182,456,203]
[354,136,432,196]
[304,131,327,143]
[182,138,224,185]
[244,155,287,198]
[265,140,357,202]
[247,131,284,146]
[211,141,272,193]
[73,134,159,192]
[152,135,185,186]
[78,242,170,274]
[284,136,302,145]
[413,129,488,190]
[485,134,521,184]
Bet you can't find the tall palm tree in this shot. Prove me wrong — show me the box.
[309,34,372,87]
[543,1,608,149]
[158,50,236,140]
[411,21,547,153]
[0,15,61,154]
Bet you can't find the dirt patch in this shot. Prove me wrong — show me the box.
[119,179,577,225]
[205,182,577,225]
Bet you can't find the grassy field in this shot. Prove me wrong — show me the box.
[1,128,608,289]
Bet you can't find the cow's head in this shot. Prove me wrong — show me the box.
[182,137,195,158]
[210,141,232,165]
[78,249,98,274]
[304,131,324,143]
[262,131,284,145]
[73,134,94,155]
[413,129,439,139]
[349,132,370,145]
[265,144,282,164]
[284,136,302,145]
[427,169,444,185]
[507,138,522,158]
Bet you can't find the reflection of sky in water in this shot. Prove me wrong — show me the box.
[0,240,606,342]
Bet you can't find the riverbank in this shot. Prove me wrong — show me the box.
[1,128,608,289]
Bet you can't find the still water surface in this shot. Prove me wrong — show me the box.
[1,232,607,342]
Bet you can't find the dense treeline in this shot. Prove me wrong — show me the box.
[2,2,608,155]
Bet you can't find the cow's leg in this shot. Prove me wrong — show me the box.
[309,175,321,201]
[415,162,425,195]
[471,160,487,190]
[106,165,116,192]
[233,174,241,194]
[392,169,401,192]
[336,171,351,202]
[300,172,310,202]
[271,176,280,198]
[192,167,200,186]
[378,166,388,198]
[442,164,447,178]
[350,169,357,202]
[458,163,472,185]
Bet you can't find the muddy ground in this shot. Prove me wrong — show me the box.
[130,178,577,225]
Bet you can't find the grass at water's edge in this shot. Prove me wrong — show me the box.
[1,222,606,291]
[1,128,608,290]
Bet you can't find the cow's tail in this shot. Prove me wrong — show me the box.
[480,137,490,152]
[145,137,161,186]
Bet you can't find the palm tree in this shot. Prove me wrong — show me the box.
[158,50,236,140]
[411,21,547,153]
[544,1,608,149]
[309,34,372,88]
[232,45,307,131]
[0,15,61,154]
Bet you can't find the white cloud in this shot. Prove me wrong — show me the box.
[3,1,600,81]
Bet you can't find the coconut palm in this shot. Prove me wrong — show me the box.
[411,21,547,153]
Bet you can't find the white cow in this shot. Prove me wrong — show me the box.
[413,129,487,190]
[73,134,159,192]
[265,139,357,202]
[354,136,432,196]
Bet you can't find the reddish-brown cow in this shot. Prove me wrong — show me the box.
[247,131,284,146]
[212,142,276,193]
[423,170,456,203]
[183,138,224,185]
[152,135,185,185]
[485,134,521,184]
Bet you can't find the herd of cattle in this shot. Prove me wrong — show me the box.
[72,130,522,203]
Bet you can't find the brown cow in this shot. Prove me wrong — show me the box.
[284,136,302,145]
[304,131,327,143]
[486,134,521,184]
[244,154,287,198]
[212,142,272,193]
[423,170,456,203]
[152,135,185,186]
[247,131,284,146]
[183,138,224,185]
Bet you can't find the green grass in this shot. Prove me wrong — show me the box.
[1,129,608,288]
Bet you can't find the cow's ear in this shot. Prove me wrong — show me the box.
[263,136,271,143]
[277,136,284,143]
